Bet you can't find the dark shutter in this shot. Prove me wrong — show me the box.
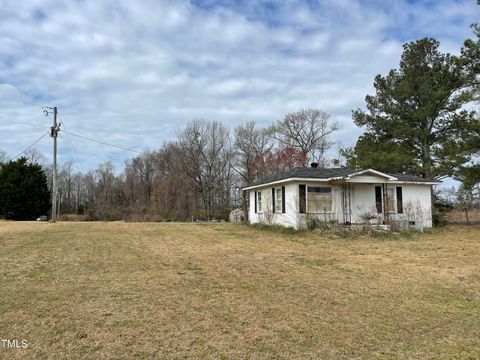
[396,187,403,214]
[299,184,306,213]
[282,186,286,213]
[272,188,275,213]
[254,191,257,213]
[375,186,382,213]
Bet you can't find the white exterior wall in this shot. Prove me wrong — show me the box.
[396,184,433,227]
[248,181,340,229]
[248,180,433,229]
[348,183,433,227]
[248,183,300,228]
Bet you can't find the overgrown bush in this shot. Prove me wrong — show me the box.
[96,208,123,221]
[306,218,331,231]
[59,214,90,221]
[433,200,453,227]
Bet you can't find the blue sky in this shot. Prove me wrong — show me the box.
[0,0,479,175]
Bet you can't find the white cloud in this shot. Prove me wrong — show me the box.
[0,0,478,172]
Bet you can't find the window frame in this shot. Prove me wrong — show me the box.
[306,185,333,214]
[385,187,395,213]
[396,187,403,214]
[275,188,282,213]
[299,184,306,213]
[375,185,402,214]
[257,191,262,213]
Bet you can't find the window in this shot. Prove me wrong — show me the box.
[396,187,403,214]
[257,191,262,212]
[375,186,401,214]
[299,185,306,213]
[275,188,282,212]
[385,188,395,213]
[375,186,382,213]
[307,186,332,213]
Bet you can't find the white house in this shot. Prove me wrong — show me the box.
[243,165,440,229]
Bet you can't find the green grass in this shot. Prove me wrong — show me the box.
[0,221,479,359]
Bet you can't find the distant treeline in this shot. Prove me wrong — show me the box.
[31,109,340,221]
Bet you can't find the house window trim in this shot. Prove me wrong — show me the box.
[376,185,402,214]
[275,188,282,213]
[257,191,263,213]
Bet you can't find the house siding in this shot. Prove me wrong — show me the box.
[248,183,300,228]
[395,184,433,227]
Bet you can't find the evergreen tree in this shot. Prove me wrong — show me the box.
[455,7,480,188]
[349,36,479,179]
[340,133,417,173]
[0,157,51,220]
[456,164,480,191]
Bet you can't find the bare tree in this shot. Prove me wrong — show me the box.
[178,119,233,220]
[71,172,86,214]
[233,121,273,183]
[57,161,74,215]
[96,161,118,206]
[24,148,47,165]
[151,142,203,220]
[124,151,157,209]
[271,108,340,165]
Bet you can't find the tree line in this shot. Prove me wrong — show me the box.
[0,110,339,221]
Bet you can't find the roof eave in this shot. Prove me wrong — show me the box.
[243,177,330,191]
[243,176,440,190]
[388,180,441,185]
[346,168,398,181]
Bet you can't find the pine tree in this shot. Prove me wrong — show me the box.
[349,36,479,179]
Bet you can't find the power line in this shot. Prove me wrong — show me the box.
[58,113,139,171]
[58,132,87,174]
[10,130,50,161]
[59,132,130,170]
[61,129,142,154]
[57,114,87,173]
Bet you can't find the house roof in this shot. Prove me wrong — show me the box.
[244,167,440,190]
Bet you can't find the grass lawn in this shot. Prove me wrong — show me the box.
[0,222,479,359]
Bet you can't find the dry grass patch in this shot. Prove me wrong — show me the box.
[0,222,479,359]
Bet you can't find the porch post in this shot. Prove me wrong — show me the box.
[383,182,388,224]
[341,181,352,225]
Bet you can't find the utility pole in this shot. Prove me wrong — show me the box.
[49,107,60,222]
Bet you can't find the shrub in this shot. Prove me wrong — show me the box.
[59,214,90,221]
[306,218,331,231]
[433,200,453,227]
